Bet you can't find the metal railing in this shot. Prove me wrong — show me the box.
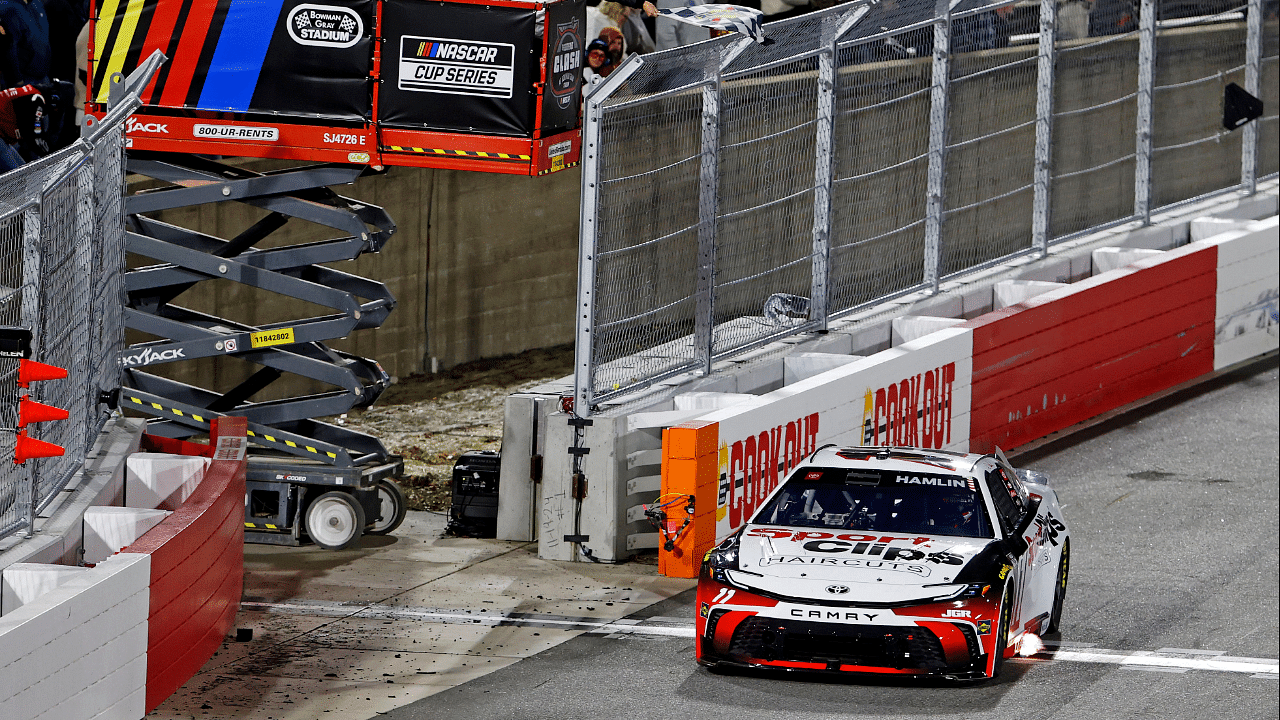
[574,0,1278,415]
[0,54,163,540]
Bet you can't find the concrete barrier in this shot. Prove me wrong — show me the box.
[0,417,248,719]
[650,216,1277,576]
[516,189,1278,564]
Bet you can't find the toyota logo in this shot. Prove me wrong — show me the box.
[825,585,850,595]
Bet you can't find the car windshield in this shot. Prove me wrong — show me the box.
[751,467,994,539]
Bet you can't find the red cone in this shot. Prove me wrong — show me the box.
[19,396,69,427]
[14,430,65,464]
[18,359,67,388]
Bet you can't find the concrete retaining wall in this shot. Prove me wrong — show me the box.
[512,184,1277,567]
[652,215,1277,576]
[0,418,247,719]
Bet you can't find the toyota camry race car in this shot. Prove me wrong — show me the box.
[696,446,1069,680]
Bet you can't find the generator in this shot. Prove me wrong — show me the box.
[448,450,500,537]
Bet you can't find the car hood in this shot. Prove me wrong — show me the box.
[727,524,998,604]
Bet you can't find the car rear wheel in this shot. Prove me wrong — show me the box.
[1047,541,1070,634]
[305,491,366,550]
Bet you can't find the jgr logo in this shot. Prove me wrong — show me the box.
[287,4,363,48]
[121,346,185,367]
[126,118,168,134]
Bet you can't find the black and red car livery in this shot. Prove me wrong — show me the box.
[695,445,1070,680]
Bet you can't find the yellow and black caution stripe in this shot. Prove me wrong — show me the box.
[120,388,349,465]
[384,146,531,161]
[537,161,579,176]
[244,522,283,530]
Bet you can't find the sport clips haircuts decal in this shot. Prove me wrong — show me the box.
[718,412,820,529]
[861,362,956,448]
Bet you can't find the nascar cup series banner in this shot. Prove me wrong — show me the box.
[93,0,373,119]
[380,0,541,135]
[93,0,584,136]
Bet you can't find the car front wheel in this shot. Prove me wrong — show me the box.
[1047,541,1069,634]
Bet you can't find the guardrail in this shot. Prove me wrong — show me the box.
[0,53,164,541]
[573,0,1277,415]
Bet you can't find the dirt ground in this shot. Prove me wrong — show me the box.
[338,344,574,511]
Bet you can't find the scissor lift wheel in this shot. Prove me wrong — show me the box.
[368,479,407,535]
[305,491,366,550]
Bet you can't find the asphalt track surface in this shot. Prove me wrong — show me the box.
[382,356,1280,720]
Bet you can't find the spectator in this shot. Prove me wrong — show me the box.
[952,5,1012,52]
[41,0,79,84]
[0,84,44,172]
[656,0,706,49]
[1089,0,1137,35]
[599,25,626,65]
[583,38,615,83]
[1058,0,1092,40]
[598,0,655,54]
[0,0,52,87]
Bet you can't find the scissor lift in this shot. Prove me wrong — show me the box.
[90,0,590,548]
[122,153,405,549]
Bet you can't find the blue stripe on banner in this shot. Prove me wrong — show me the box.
[197,0,287,111]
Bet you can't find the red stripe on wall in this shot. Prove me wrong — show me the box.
[157,0,222,108]
[124,418,246,714]
[967,245,1218,452]
[146,563,242,711]
[136,0,186,103]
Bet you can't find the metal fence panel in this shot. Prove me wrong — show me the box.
[1049,31,1141,239]
[1150,3,1248,209]
[1256,14,1279,178]
[0,55,155,540]
[942,20,1038,276]
[573,4,1275,414]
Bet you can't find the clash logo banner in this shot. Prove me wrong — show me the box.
[549,18,582,110]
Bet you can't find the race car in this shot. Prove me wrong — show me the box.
[695,445,1070,680]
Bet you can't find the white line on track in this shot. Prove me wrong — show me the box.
[242,600,1279,677]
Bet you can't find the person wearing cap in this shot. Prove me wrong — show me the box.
[583,38,614,83]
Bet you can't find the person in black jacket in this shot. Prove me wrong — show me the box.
[0,0,52,87]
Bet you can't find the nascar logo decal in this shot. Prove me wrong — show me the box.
[287,4,363,48]
[398,36,515,99]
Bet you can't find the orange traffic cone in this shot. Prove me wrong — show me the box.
[14,430,65,464]
[18,359,67,389]
[19,396,69,427]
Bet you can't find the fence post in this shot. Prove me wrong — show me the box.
[574,86,606,419]
[20,203,41,537]
[811,7,871,331]
[1134,0,1156,224]
[924,0,952,294]
[1242,0,1261,194]
[573,58,644,417]
[1032,0,1057,256]
[695,55,721,375]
